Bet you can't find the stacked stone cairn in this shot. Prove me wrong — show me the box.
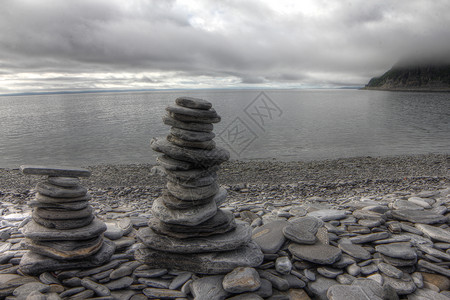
[135,97,264,274]
[19,166,114,275]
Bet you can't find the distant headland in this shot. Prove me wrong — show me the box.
[364,59,450,92]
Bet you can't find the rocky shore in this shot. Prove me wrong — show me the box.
[0,153,449,299]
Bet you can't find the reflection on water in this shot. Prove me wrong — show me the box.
[0,89,448,168]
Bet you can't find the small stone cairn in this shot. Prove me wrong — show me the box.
[19,166,114,275]
[135,97,264,274]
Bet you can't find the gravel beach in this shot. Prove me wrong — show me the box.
[1,153,449,299]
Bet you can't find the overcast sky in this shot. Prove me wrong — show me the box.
[1,0,449,94]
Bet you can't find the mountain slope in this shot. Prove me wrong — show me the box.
[364,63,450,91]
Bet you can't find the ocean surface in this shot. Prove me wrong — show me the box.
[0,89,449,168]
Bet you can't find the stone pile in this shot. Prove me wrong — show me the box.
[135,96,263,274]
[18,166,114,275]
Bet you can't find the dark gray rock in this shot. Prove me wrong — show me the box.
[307,209,348,221]
[170,127,215,141]
[157,155,195,171]
[175,96,212,110]
[377,262,403,279]
[143,287,186,299]
[308,276,339,300]
[34,205,93,220]
[222,267,261,293]
[104,276,134,290]
[190,275,229,300]
[166,181,219,200]
[32,213,94,230]
[382,273,416,295]
[28,200,89,211]
[252,220,289,254]
[135,241,263,274]
[167,134,216,150]
[169,111,221,124]
[327,285,373,300]
[166,104,219,118]
[338,243,371,261]
[151,196,217,226]
[415,223,450,243]
[35,192,91,203]
[81,278,111,297]
[350,232,390,244]
[47,176,80,187]
[20,165,91,177]
[375,242,417,260]
[151,137,229,166]
[257,270,289,291]
[163,114,213,132]
[137,223,251,253]
[289,243,342,265]
[283,216,322,244]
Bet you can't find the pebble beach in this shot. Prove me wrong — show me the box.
[1,153,449,299]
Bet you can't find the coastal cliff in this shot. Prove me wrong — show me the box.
[364,62,450,92]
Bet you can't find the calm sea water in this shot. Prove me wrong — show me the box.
[0,89,448,168]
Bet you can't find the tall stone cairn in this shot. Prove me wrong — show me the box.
[19,166,115,275]
[135,97,263,274]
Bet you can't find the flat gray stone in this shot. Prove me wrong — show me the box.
[47,176,80,187]
[19,239,115,275]
[375,242,417,260]
[170,127,215,141]
[34,205,93,220]
[169,111,221,124]
[351,278,385,300]
[151,137,229,166]
[161,189,215,209]
[307,209,348,221]
[161,164,219,181]
[408,288,450,300]
[176,96,212,110]
[391,209,447,224]
[32,213,94,230]
[163,114,213,132]
[166,104,219,118]
[223,267,261,293]
[166,170,218,188]
[327,285,373,300]
[377,262,403,279]
[382,273,416,295]
[20,165,91,177]
[143,287,186,299]
[135,241,263,275]
[283,216,323,244]
[148,209,236,238]
[418,259,450,277]
[167,134,216,150]
[252,220,290,254]
[137,223,252,253]
[35,192,91,203]
[380,254,417,267]
[338,243,371,261]
[190,275,229,300]
[392,200,424,210]
[157,155,195,171]
[289,243,342,265]
[415,223,450,243]
[22,235,103,260]
[308,276,339,300]
[166,181,219,200]
[29,200,89,211]
[151,196,217,226]
[81,278,111,297]
[22,218,106,241]
[349,232,390,244]
[35,181,87,198]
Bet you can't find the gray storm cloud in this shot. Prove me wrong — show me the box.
[1,0,449,93]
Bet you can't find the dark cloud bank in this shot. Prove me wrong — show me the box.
[1,0,449,93]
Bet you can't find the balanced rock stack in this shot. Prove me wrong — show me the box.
[135,97,263,274]
[19,166,115,275]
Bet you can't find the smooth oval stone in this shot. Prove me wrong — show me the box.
[222,267,261,293]
[34,206,93,220]
[28,200,89,211]
[143,288,186,299]
[32,214,94,230]
[20,165,91,178]
[170,127,215,142]
[135,241,263,275]
[167,134,216,150]
[148,208,236,239]
[338,243,371,261]
[157,155,195,171]
[36,182,87,198]
[22,218,106,241]
[163,115,213,132]
[289,243,342,265]
[137,223,251,253]
[36,192,92,203]
[151,196,217,226]
[375,242,417,260]
[283,216,323,245]
[47,176,80,187]
[162,165,219,180]
[166,171,218,188]
[176,97,212,110]
[81,278,111,297]
[166,181,219,201]
[169,112,221,124]
[391,209,447,224]
[22,236,103,260]
[415,223,450,243]
[151,137,229,166]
